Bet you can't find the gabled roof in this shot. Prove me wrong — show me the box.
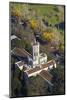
[15,61,24,67]
[12,47,32,58]
[39,70,53,82]
[25,66,53,85]
[24,66,41,75]
[41,60,56,69]
[24,60,56,75]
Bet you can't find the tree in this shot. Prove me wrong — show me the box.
[10,3,22,18]
[59,43,64,53]
[41,31,54,42]
[50,67,64,95]
[29,19,38,29]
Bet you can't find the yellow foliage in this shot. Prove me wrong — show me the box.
[29,19,38,29]
[11,9,21,17]
[43,32,54,42]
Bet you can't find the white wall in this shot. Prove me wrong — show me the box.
[49,65,53,69]
[33,43,39,65]
[19,66,23,71]
[54,63,57,68]
[44,67,48,70]
[28,69,42,77]
[40,56,47,64]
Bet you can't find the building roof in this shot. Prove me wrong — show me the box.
[11,35,18,40]
[15,61,24,67]
[12,47,32,58]
[41,60,56,69]
[39,70,53,82]
[24,60,56,75]
[11,34,21,40]
[24,66,41,75]
[25,66,53,85]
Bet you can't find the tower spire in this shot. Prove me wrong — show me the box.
[32,39,40,67]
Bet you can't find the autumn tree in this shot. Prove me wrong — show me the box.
[29,19,38,29]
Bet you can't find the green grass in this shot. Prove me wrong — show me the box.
[10,2,64,25]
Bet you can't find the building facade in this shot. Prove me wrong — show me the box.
[32,41,47,67]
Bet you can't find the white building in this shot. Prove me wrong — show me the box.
[24,60,56,86]
[24,60,56,77]
[32,41,39,67]
[12,40,47,68]
[39,53,47,64]
[32,40,47,67]
[13,40,57,85]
